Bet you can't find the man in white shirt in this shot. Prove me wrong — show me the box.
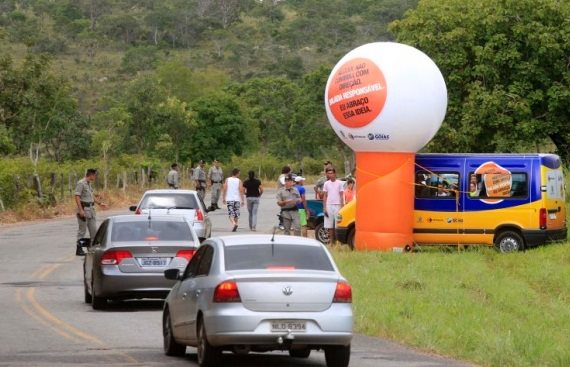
[322,167,344,244]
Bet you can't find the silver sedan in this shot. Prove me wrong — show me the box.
[162,235,352,367]
[83,215,200,310]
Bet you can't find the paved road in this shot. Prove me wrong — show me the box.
[0,188,474,367]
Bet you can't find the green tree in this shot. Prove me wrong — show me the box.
[189,92,248,162]
[390,0,570,161]
[154,97,195,162]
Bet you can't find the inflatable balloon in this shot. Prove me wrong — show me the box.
[325,42,447,250]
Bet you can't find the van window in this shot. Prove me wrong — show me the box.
[468,172,527,199]
[415,172,459,199]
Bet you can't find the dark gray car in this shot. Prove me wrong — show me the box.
[83,215,200,310]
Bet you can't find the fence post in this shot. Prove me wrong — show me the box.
[60,173,64,201]
[0,196,4,211]
[141,168,145,188]
[33,174,43,198]
[122,171,127,194]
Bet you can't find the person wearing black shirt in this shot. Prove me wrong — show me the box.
[243,170,263,231]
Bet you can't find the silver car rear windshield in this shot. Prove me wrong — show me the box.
[111,221,193,242]
[225,244,334,271]
[140,193,198,210]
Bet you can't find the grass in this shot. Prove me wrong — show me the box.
[331,243,570,367]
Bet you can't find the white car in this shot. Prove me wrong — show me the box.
[130,190,212,241]
[162,235,352,367]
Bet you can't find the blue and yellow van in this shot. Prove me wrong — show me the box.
[336,153,567,252]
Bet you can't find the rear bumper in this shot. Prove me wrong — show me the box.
[523,227,567,247]
[204,303,353,347]
[335,227,350,244]
[96,267,175,299]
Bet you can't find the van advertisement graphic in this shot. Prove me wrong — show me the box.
[474,161,512,204]
[546,169,564,199]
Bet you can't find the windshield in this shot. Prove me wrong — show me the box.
[224,244,334,271]
[111,221,195,242]
[140,193,198,210]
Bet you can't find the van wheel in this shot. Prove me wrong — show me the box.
[494,231,525,253]
[314,222,329,244]
[347,228,355,250]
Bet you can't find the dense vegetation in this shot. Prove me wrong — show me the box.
[0,0,569,208]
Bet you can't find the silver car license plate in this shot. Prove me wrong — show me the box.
[138,257,169,267]
[271,320,306,332]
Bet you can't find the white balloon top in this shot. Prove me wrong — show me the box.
[325,42,447,152]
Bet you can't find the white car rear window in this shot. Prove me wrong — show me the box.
[225,244,334,271]
[140,194,198,210]
[111,221,193,242]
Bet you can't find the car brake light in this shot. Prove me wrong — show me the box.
[100,250,133,265]
[195,209,204,221]
[333,281,352,303]
[539,208,547,229]
[135,208,141,215]
[176,249,196,261]
[213,281,241,302]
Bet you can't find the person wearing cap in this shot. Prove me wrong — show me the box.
[294,176,310,237]
[208,159,224,210]
[74,168,107,256]
[193,159,207,201]
[276,174,301,236]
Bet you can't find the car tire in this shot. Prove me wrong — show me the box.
[289,348,311,358]
[84,280,92,304]
[347,228,355,250]
[314,222,329,244]
[324,344,351,367]
[197,318,221,367]
[163,309,186,356]
[91,278,106,310]
[494,230,525,253]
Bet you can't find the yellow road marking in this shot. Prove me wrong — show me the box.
[16,256,140,364]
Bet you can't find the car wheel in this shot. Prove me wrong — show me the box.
[91,279,106,310]
[347,228,355,250]
[84,280,92,304]
[494,230,525,253]
[324,344,350,367]
[163,309,186,356]
[289,348,311,358]
[314,222,329,244]
[197,318,221,367]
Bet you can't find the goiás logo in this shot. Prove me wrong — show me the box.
[367,133,390,141]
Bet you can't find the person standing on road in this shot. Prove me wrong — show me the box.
[295,176,310,237]
[74,169,107,256]
[167,163,179,189]
[314,160,333,199]
[322,167,344,244]
[223,168,245,232]
[243,170,263,231]
[276,174,301,236]
[193,160,207,202]
[208,159,224,211]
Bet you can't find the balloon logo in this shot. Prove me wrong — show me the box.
[327,58,387,128]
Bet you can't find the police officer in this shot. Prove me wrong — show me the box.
[167,163,179,189]
[276,174,301,236]
[208,159,224,210]
[74,169,106,256]
[193,160,207,201]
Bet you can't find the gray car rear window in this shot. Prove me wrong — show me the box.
[224,244,334,271]
[111,221,193,242]
[140,193,198,210]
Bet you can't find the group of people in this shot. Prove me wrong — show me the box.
[74,160,356,255]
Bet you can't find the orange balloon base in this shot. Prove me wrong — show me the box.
[354,152,415,251]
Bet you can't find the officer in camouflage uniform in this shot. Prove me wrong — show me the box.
[75,168,105,256]
[208,159,224,210]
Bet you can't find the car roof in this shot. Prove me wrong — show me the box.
[213,235,324,247]
[110,214,189,223]
[142,189,198,195]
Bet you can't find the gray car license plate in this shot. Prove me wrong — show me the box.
[271,320,306,332]
[138,257,169,267]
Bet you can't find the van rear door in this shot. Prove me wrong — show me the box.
[541,155,566,231]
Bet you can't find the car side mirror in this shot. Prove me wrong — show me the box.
[129,206,137,212]
[164,268,181,281]
[77,238,91,247]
